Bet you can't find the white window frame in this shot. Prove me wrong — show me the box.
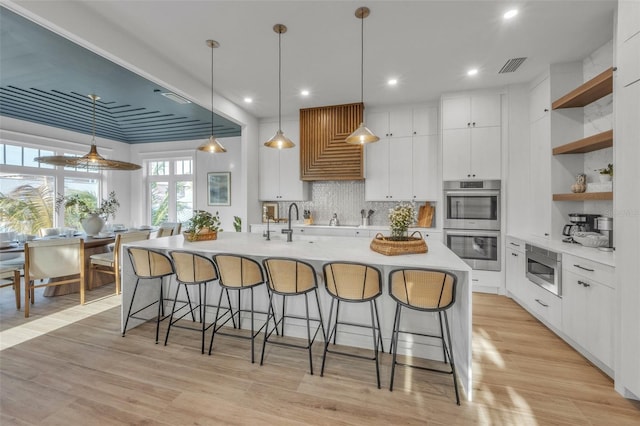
[144,154,194,225]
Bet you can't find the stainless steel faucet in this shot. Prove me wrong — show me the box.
[281,202,299,242]
[263,216,273,240]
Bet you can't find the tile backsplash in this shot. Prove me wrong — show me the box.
[272,181,433,227]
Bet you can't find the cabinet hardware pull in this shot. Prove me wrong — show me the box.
[472,122,476,126]
[472,278,479,282]
[578,280,591,287]
[574,264,594,272]
[544,108,549,112]
[510,242,520,247]
[535,299,548,307]
[511,253,518,257]
[467,122,471,127]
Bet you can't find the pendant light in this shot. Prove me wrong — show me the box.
[264,24,295,149]
[345,6,379,145]
[197,39,227,153]
[35,94,141,170]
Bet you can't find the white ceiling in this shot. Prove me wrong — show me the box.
[7,0,616,120]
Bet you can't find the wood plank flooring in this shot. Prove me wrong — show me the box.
[1,284,639,425]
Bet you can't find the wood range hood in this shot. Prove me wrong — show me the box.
[299,102,364,181]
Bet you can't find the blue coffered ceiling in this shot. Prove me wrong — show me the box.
[0,7,241,144]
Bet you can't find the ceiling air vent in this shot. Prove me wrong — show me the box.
[498,57,527,74]
[160,92,192,104]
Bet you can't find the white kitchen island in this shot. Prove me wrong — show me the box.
[121,232,473,400]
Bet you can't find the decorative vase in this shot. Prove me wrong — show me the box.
[81,214,105,236]
[599,174,612,183]
[571,174,587,193]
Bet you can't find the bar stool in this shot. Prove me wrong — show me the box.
[123,247,174,343]
[321,261,384,388]
[261,257,326,375]
[208,254,270,363]
[166,251,233,354]
[388,268,460,405]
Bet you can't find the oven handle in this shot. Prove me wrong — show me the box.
[444,190,500,198]
[444,229,501,238]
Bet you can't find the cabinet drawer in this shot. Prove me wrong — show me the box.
[525,281,563,330]
[506,237,525,254]
[563,254,614,289]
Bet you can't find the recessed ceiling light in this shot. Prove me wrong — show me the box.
[387,78,398,86]
[301,90,310,96]
[244,97,253,103]
[467,68,479,76]
[503,9,518,20]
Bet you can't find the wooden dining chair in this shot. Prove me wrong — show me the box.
[156,227,174,238]
[23,238,84,317]
[160,222,182,236]
[89,230,151,296]
[0,256,23,309]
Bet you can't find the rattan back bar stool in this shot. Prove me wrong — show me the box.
[123,247,175,343]
[321,261,384,388]
[208,254,270,363]
[388,268,460,405]
[261,257,326,375]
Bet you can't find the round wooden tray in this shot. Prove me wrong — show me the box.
[370,231,427,256]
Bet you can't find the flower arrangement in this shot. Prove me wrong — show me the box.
[56,190,120,220]
[185,210,221,234]
[388,202,416,239]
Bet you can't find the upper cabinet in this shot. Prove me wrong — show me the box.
[365,105,440,201]
[258,120,309,201]
[441,93,502,180]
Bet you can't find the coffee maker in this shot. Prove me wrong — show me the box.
[595,216,614,251]
[562,213,601,243]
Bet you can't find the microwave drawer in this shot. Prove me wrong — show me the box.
[523,281,563,330]
[563,254,614,289]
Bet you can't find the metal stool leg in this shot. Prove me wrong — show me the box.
[389,303,402,392]
[122,278,140,337]
[443,311,460,405]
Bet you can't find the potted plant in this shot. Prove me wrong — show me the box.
[56,191,119,236]
[233,215,242,232]
[595,163,613,182]
[183,210,222,241]
[388,202,416,240]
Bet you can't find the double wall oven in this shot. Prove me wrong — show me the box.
[443,180,501,271]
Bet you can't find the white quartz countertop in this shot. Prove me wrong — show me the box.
[128,232,471,272]
[507,233,615,267]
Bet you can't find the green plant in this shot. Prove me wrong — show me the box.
[185,210,222,234]
[0,183,55,235]
[595,163,613,176]
[233,215,242,232]
[56,191,119,221]
[388,202,416,239]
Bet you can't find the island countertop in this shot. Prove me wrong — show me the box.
[121,232,473,400]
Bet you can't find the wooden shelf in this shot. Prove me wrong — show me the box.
[552,129,613,155]
[552,67,613,109]
[553,192,613,201]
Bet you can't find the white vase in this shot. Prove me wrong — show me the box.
[81,214,105,236]
[599,174,612,183]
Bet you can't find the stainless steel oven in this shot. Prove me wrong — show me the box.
[525,244,562,296]
[443,229,501,271]
[443,180,501,230]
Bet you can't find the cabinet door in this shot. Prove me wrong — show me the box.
[259,122,281,200]
[529,77,550,123]
[412,106,438,136]
[412,135,439,200]
[366,111,390,138]
[470,126,501,179]
[562,270,589,350]
[388,107,413,138]
[364,139,390,200]
[442,97,471,130]
[442,128,471,180]
[388,137,413,200]
[471,94,501,127]
[529,117,551,238]
[506,247,526,300]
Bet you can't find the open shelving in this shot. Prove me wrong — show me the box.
[552,129,613,155]
[552,67,613,109]
[552,192,613,201]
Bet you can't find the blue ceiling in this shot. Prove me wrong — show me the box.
[0,7,241,144]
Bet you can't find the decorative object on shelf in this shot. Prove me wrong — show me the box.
[417,202,435,227]
[370,231,427,256]
[345,6,379,145]
[183,210,221,242]
[198,40,227,153]
[595,163,613,182]
[388,202,416,239]
[262,202,278,222]
[233,216,242,232]
[303,209,313,225]
[35,95,142,170]
[207,172,231,206]
[56,191,119,236]
[264,24,295,149]
[571,174,587,193]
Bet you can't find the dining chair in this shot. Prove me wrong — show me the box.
[89,230,151,296]
[160,222,182,236]
[0,255,24,309]
[23,238,85,317]
[156,227,174,238]
[388,267,460,404]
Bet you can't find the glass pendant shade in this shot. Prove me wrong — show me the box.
[198,136,227,153]
[264,129,295,149]
[345,122,380,145]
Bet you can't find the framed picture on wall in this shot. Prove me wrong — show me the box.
[207,172,231,206]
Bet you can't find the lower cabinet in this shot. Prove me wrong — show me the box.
[505,239,526,300]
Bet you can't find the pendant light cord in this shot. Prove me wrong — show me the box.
[210,44,214,135]
[278,29,282,132]
[360,12,364,104]
[91,95,97,142]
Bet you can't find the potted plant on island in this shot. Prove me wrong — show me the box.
[183,210,222,241]
[370,202,427,256]
[595,163,613,182]
[56,191,119,236]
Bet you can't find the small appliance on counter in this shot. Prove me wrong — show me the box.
[595,216,614,251]
[562,213,601,243]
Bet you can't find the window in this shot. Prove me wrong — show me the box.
[63,177,99,228]
[146,158,193,226]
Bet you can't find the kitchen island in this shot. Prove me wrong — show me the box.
[121,232,473,400]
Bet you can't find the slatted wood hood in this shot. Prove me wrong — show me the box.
[300,103,364,181]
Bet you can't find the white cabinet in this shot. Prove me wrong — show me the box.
[258,121,309,201]
[412,135,440,200]
[365,137,413,201]
[441,93,502,180]
[562,255,615,370]
[505,238,527,300]
[368,107,432,138]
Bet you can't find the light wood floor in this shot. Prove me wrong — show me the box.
[1,284,639,425]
